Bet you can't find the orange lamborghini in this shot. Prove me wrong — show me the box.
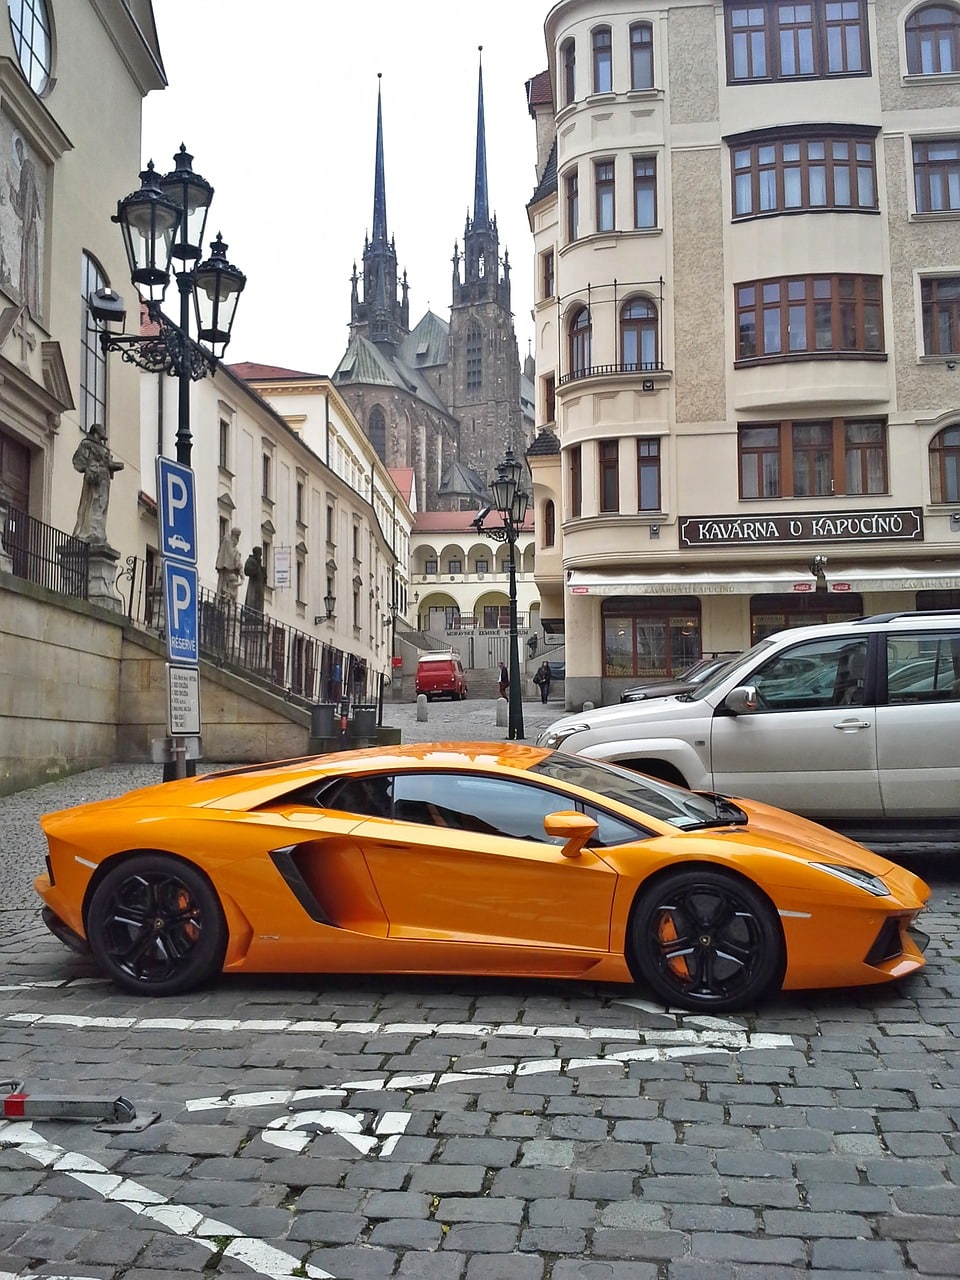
[35,743,930,1011]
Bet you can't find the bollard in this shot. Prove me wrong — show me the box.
[495,695,508,727]
[583,701,595,711]
[416,692,429,722]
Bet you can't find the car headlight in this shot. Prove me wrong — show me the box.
[810,863,891,897]
[537,723,591,750]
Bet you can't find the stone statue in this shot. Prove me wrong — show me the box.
[72,425,123,544]
[244,545,266,613]
[216,526,242,599]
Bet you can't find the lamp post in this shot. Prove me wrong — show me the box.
[475,446,529,740]
[98,146,246,466]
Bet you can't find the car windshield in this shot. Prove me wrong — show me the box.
[683,638,775,701]
[529,753,736,830]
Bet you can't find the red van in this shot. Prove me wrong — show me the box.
[415,653,468,701]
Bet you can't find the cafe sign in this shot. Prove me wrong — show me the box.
[679,507,923,549]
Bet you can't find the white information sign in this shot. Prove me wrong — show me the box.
[166,664,201,737]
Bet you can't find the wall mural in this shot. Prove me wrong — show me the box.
[0,115,46,322]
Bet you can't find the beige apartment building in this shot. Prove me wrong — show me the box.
[527,0,960,708]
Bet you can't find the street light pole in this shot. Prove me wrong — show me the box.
[475,446,529,740]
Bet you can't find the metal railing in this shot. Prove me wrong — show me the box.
[0,504,89,599]
[558,359,665,388]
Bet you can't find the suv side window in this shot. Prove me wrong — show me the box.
[751,637,869,710]
[886,632,960,704]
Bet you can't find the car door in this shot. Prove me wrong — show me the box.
[709,635,882,818]
[352,771,618,951]
[876,628,960,817]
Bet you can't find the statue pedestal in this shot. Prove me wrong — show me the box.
[85,541,123,613]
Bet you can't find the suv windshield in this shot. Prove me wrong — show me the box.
[685,638,775,701]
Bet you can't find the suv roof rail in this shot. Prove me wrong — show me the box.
[854,609,960,624]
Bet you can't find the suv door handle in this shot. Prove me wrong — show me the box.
[833,718,871,731]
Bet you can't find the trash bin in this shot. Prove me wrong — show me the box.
[351,704,378,737]
[311,703,336,738]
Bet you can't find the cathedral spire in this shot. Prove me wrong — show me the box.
[372,73,388,245]
[473,47,489,228]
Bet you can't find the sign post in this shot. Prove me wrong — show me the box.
[156,458,200,779]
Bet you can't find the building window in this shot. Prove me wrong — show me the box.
[448,558,462,574]
[602,598,702,678]
[738,419,888,498]
[914,138,960,212]
[562,37,576,105]
[595,159,615,231]
[637,438,661,510]
[261,452,272,500]
[930,424,960,502]
[425,558,438,575]
[296,479,305,525]
[80,253,107,432]
[326,503,335,543]
[543,499,556,547]
[296,557,305,605]
[541,249,555,298]
[352,523,361,561]
[368,404,386,460]
[631,22,654,89]
[922,276,960,354]
[633,156,657,228]
[8,0,52,94]
[543,373,556,424]
[218,417,230,470]
[565,168,579,241]
[621,297,658,370]
[592,26,612,92]
[725,0,868,82]
[569,306,592,377]
[732,133,877,217]
[570,444,582,518]
[598,441,619,512]
[906,5,960,74]
[465,323,482,393]
[475,557,489,573]
[735,274,883,360]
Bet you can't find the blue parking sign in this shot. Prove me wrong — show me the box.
[156,457,197,563]
[163,560,199,665]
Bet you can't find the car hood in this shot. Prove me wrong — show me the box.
[723,795,898,874]
[538,693,700,742]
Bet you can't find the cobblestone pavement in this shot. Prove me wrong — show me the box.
[0,701,958,1279]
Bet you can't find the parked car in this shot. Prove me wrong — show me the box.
[36,742,929,1010]
[538,611,960,838]
[415,652,467,701]
[620,653,741,702]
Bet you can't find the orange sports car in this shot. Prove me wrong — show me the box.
[35,743,930,1011]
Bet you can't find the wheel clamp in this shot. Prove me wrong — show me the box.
[1,1080,159,1132]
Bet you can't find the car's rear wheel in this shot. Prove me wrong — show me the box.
[629,869,782,1011]
[86,853,227,996]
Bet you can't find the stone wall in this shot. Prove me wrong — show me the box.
[1,573,311,796]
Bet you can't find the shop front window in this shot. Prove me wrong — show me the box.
[602,599,701,677]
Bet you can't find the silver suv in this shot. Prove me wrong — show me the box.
[538,611,960,837]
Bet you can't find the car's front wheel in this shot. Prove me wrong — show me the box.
[629,869,783,1011]
[86,853,227,996]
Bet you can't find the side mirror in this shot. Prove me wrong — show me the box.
[725,685,760,714]
[543,809,598,859]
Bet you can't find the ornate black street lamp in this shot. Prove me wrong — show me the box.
[95,146,246,466]
[475,446,529,739]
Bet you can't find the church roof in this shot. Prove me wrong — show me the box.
[333,333,452,417]
[399,310,449,369]
[229,361,324,381]
[437,459,488,502]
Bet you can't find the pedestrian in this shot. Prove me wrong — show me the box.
[533,660,552,704]
[497,660,509,699]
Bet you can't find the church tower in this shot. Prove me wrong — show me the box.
[447,51,523,481]
[349,76,409,351]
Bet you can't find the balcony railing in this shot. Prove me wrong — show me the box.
[0,504,89,599]
[558,360,665,387]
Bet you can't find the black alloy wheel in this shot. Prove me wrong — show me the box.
[86,853,227,996]
[630,869,783,1011]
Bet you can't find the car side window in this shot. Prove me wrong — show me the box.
[886,632,960,705]
[750,638,869,711]
[579,802,652,848]
[319,774,393,818]
[393,773,573,844]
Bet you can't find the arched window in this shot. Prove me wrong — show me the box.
[569,307,592,377]
[630,22,654,89]
[543,499,556,547]
[561,38,576,105]
[465,323,483,394]
[8,0,53,94]
[368,404,386,461]
[592,26,612,93]
[906,4,960,74]
[620,297,658,371]
[80,252,108,432]
[930,425,960,502]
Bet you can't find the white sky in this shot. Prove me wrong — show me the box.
[141,1,551,377]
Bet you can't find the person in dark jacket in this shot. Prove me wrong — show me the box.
[533,660,552,704]
[497,661,509,699]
